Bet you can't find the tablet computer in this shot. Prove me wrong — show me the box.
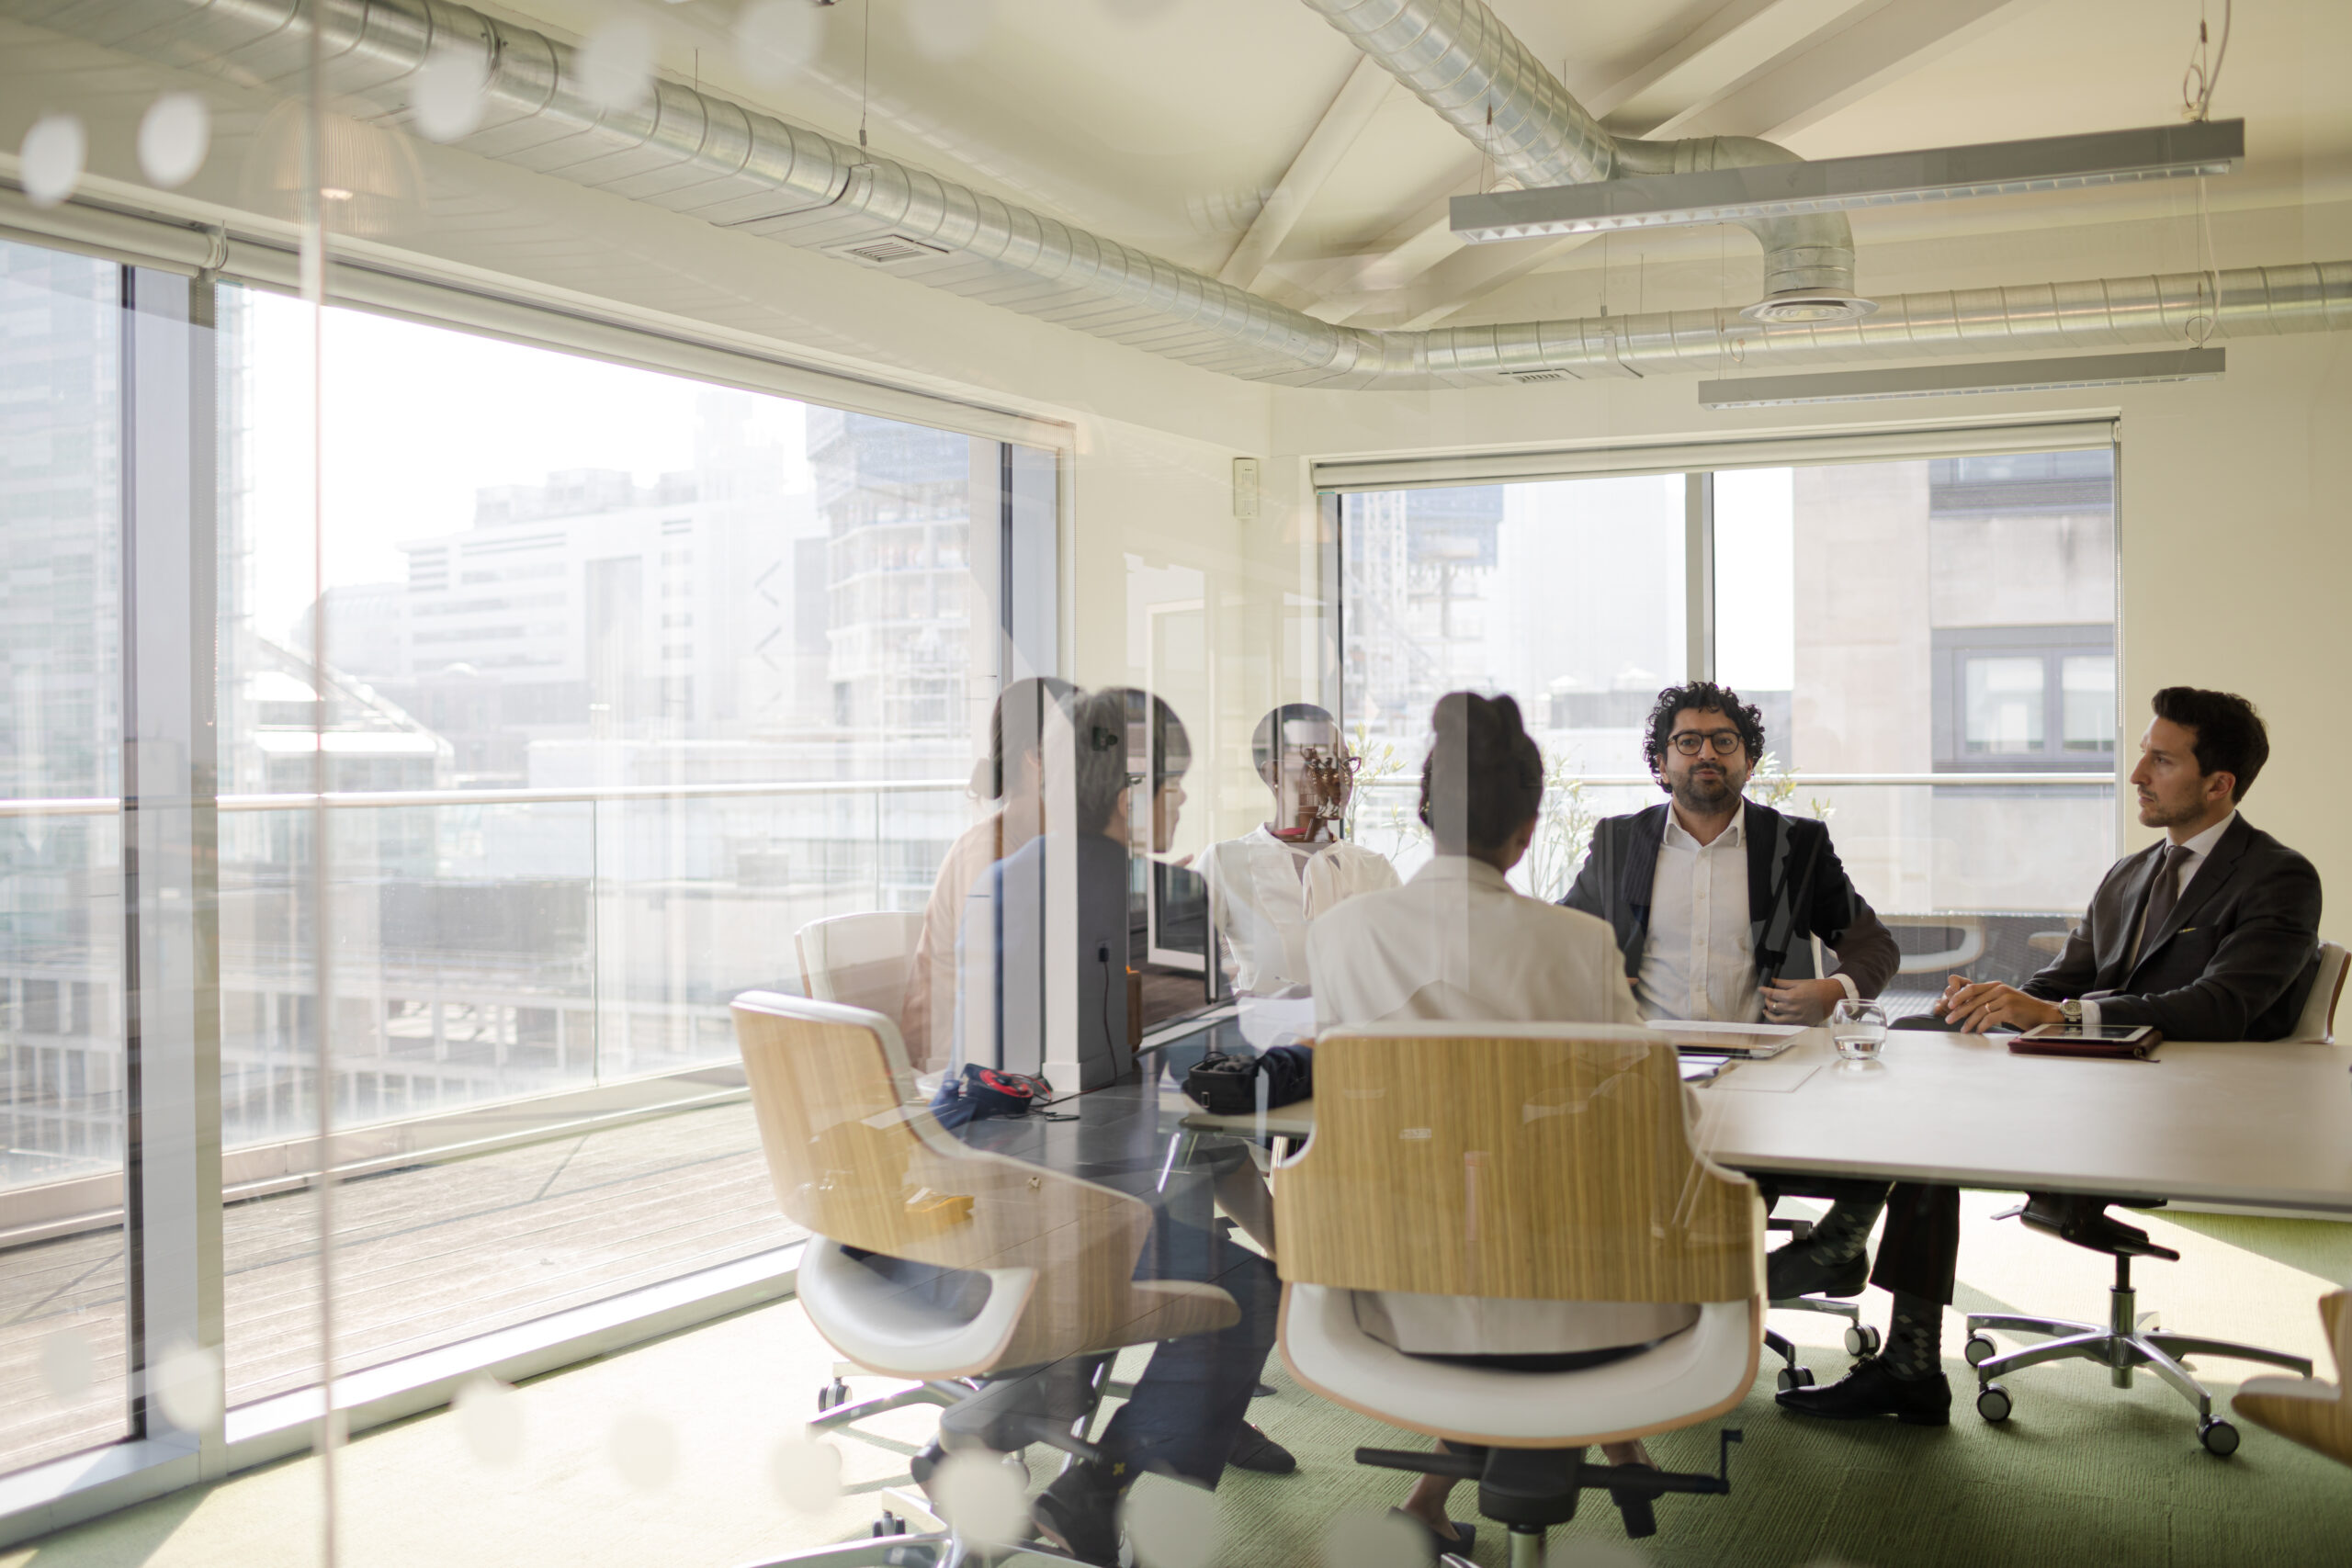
[2011,1022,2162,1060]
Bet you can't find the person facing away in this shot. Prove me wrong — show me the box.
[1306,691,1684,1551]
[899,675,1073,1074]
[1775,686,2324,1427]
[1561,679,1900,1027]
[1199,702,1397,1043]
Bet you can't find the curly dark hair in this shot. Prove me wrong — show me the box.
[1418,692,1544,854]
[1642,681,1767,788]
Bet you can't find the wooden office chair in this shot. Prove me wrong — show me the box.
[795,911,928,1029]
[732,991,1237,1564]
[1274,1022,1762,1563]
[2290,941,2348,1043]
[2232,1292,2352,1469]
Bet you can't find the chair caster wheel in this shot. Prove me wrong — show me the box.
[817,1377,850,1413]
[2199,1417,2240,1457]
[1964,1332,1998,1367]
[1976,1383,2012,1423]
[1843,1324,1882,1358]
[1777,1365,1815,1392]
[872,1510,909,1537]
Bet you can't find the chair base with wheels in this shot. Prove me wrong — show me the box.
[1965,1204,2313,1456]
[1358,1431,1743,1562]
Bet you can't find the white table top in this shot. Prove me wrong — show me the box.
[1691,1027,2352,1213]
[1177,1029,2352,1213]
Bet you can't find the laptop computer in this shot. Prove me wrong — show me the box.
[1653,1020,1805,1060]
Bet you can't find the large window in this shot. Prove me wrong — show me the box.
[1339,444,2118,1008]
[0,241,1060,1475]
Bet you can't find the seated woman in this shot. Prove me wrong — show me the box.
[1199,702,1396,1045]
[1305,691,1695,1554]
[900,675,1073,1075]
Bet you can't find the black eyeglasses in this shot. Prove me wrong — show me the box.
[1668,730,1747,757]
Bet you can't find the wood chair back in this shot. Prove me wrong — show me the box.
[2293,942,2349,1043]
[1272,1023,1761,1304]
[731,990,1230,1370]
[2233,1291,2352,1469]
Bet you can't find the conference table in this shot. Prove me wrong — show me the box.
[1177,1025,2352,1213]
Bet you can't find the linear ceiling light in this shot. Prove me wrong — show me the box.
[1453,120,2244,243]
[1696,349,2225,409]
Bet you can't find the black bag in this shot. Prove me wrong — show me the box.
[1182,1046,1313,1115]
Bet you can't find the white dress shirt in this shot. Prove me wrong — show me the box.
[1636,803,1763,1022]
[1307,856,1699,1356]
[2080,809,2237,1028]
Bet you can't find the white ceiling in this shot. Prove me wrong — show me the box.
[434,0,2352,329]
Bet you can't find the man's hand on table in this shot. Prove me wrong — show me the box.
[1934,975,2064,1033]
[1760,977,1847,1026]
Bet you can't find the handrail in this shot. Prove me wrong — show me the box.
[0,778,972,818]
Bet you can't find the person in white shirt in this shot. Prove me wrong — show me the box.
[1307,691,1686,1553]
[1200,704,1396,1044]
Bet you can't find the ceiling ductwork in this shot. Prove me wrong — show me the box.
[1296,0,1871,321]
[10,0,2346,390]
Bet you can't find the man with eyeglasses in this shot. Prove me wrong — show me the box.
[1563,680,1899,1029]
[1562,682,1922,1345]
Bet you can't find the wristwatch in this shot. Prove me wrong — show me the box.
[2060,998,2084,1026]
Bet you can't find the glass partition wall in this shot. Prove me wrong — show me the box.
[1337,446,2119,1013]
[1,238,1061,1476]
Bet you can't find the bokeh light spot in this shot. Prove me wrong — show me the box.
[609,1409,678,1491]
[770,1434,843,1513]
[137,93,210,188]
[455,1374,524,1467]
[21,115,86,208]
[1125,1477,1222,1568]
[39,1327,95,1403]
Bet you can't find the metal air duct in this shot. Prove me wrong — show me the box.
[8,0,2346,390]
[1296,0,1869,319]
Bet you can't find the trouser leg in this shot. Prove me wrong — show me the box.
[1092,1216,1279,1489]
[1869,1182,1962,1305]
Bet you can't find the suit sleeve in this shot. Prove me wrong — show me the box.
[2093,856,2324,1041]
[2021,869,2124,1002]
[1561,829,1610,919]
[1805,829,1901,998]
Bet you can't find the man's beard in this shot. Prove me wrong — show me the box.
[1673,769,1740,812]
[2139,792,2200,829]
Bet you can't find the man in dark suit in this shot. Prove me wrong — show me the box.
[1779,686,2324,1426]
[1562,682,1937,1335]
[1563,680,1900,1026]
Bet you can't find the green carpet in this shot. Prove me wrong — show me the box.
[6,1200,2346,1568]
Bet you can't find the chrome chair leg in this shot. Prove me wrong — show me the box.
[2142,1333,2314,1379]
[1506,1526,1545,1568]
[810,1379,972,1432]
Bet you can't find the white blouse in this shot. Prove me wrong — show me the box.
[1201,826,1398,996]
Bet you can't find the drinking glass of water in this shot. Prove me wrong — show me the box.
[1830,999,1889,1062]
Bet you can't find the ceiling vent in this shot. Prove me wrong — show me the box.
[1509,369,1571,383]
[825,234,951,266]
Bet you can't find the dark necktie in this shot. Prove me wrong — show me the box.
[2136,843,2197,964]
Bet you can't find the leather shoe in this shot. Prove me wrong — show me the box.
[1774,1356,1951,1425]
[1765,1243,1871,1301]
[1227,1420,1296,1474]
[1032,1461,1126,1565]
